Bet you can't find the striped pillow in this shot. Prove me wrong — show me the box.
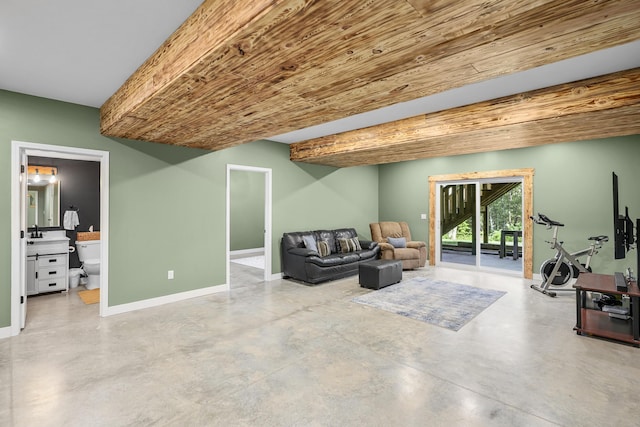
[338,237,362,253]
[317,240,331,257]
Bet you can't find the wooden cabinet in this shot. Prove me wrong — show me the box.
[573,273,640,347]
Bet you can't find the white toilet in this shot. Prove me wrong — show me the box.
[76,240,101,290]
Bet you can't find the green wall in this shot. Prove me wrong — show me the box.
[3,88,638,331]
[230,170,265,251]
[378,135,640,275]
[0,90,379,328]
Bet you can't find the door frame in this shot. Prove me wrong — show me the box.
[225,164,272,285]
[11,140,110,336]
[429,168,534,279]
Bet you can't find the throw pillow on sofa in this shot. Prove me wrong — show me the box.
[302,235,318,252]
[387,236,407,248]
[317,240,331,257]
[339,237,362,253]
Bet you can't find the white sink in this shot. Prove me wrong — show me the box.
[26,232,69,256]
[27,235,69,244]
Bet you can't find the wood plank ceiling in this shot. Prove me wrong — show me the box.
[100,0,640,167]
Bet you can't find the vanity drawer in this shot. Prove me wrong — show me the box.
[38,265,65,279]
[37,255,66,268]
[38,278,66,293]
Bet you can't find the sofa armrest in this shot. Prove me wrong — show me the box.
[378,242,394,251]
[406,241,426,249]
[282,245,318,281]
[359,239,377,250]
[288,247,317,257]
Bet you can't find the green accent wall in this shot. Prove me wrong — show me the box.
[378,135,640,276]
[230,170,265,251]
[0,90,379,328]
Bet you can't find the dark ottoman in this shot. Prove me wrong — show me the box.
[359,259,402,290]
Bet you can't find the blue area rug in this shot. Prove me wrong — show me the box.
[352,277,506,331]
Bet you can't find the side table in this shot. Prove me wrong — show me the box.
[499,230,522,260]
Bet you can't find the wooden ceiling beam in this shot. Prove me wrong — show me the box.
[100,0,640,156]
[289,68,640,167]
[99,0,284,136]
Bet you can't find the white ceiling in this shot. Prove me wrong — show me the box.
[0,0,203,107]
[2,1,639,145]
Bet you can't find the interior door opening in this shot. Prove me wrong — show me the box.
[11,141,109,336]
[225,165,272,288]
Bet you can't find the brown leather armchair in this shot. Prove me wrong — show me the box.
[370,221,427,269]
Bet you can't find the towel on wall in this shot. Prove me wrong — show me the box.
[63,210,80,230]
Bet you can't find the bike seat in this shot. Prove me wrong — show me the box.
[589,235,609,242]
[538,213,564,227]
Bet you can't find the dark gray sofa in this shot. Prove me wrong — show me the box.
[281,228,380,284]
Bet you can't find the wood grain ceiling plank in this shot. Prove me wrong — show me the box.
[290,103,640,168]
[231,2,423,95]
[102,0,552,141]
[296,0,556,102]
[472,1,640,73]
[302,1,640,106]
[302,68,640,154]
[140,0,408,113]
[100,0,287,134]
[137,88,330,147]
[386,105,640,162]
[101,0,640,156]
[405,0,549,22]
[104,1,355,144]
[289,68,640,167]
[265,2,640,134]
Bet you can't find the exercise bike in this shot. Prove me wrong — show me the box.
[530,213,608,297]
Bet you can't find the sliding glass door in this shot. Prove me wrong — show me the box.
[439,183,477,266]
[437,178,523,275]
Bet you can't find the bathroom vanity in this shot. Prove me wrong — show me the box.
[26,232,69,295]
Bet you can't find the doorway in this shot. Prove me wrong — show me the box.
[225,164,272,287]
[429,169,534,279]
[437,179,524,274]
[11,141,109,336]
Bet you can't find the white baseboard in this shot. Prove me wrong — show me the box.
[270,272,283,281]
[230,248,264,259]
[103,283,229,317]
[0,326,12,339]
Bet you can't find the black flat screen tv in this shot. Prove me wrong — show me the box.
[613,172,635,260]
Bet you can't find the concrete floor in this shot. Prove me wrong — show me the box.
[1,264,639,426]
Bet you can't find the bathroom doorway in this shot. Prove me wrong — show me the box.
[225,164,272,287]
[11,141,109,336]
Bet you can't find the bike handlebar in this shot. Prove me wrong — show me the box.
[530,213,564,227]
[531,214,609,243]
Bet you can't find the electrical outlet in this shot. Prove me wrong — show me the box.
[168,270,174,280]
[420,213,427,220]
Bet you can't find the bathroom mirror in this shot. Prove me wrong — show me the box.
[27,166,61,229]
